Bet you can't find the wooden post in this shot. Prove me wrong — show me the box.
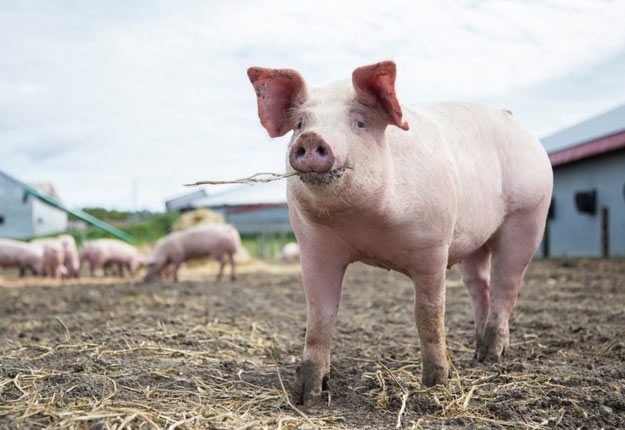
[601,206,609,258]
[542,219,550,258]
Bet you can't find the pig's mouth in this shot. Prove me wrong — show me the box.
[296,165,351,186]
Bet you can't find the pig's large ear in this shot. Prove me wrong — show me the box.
[247,67,308,138]
[352,61,409,130]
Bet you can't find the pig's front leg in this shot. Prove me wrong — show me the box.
[293,240,349,406]
[411,255,449,387]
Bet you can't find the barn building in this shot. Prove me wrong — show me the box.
[165,181,291,235]
[541,104,625,257]
[0,169,68,239]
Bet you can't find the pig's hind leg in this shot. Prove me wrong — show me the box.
[477,206,547,362]
[459,246,491,350]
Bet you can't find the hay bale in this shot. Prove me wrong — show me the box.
[171,208,225,231]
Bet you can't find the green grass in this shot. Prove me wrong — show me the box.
[31,214,296,258]
[32,212,181,246]
[68,207,156,222]
[241,233,296,259]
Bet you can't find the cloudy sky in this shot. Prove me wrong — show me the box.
[2,0,625,210]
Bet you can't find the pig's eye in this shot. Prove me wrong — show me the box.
[296,120,303,130]
[357,120,365,129]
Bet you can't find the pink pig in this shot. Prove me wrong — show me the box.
[58,235,80,278]
[143,224,241,282]
[280,242,300,263]
[0,238,44,276]
[247,61,553,404]
[79,239,140,277]
[31,238,68,279]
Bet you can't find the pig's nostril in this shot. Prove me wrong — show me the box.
[295,147,306,158]
[317,146,327,156]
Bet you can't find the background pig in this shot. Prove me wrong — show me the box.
[58,234,80,278]
[143,224,241,282]
[79,239,140,277]
[280,242,300,263]
[248,60,553,404]
[0,238,44,276]
[31,238,68,279]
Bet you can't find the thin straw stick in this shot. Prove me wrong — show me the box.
[184,172,298,187]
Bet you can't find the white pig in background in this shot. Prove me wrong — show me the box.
[58,235,80,278]
[280,242,300,263]
[143,224,241,282]
[79,239,140,277]
[31,238,68,279]
[247,61,553,404]
[0,239,44,276]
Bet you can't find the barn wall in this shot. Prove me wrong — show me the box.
[31,198,68,236]
[224,206,291,235]
[0,175,34,239]
[547,149,625,257]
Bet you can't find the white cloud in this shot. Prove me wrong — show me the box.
[1,0,625,210]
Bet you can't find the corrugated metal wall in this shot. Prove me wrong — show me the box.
[31,197,68,236]
[224,206,291,235]
[0,174,34,238]
[545,149,625,257]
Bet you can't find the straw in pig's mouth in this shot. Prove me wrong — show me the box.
[183,166,351,188]
[297,166,351,185]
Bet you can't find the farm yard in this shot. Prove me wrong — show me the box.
[1,259,623,429]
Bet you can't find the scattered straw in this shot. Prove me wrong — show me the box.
[270,344,318,429]
[55,317,71,342]
[1,260,622,429]
[598,327,625,356]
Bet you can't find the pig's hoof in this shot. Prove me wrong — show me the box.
[476,325,508,363]
[476,345,502,363]
[292,361,328,407]
[421,363,449,387]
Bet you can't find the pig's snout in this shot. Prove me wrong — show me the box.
[289,132,335,173]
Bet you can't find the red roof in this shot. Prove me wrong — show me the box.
[224,203,288,215]
[548,129,625,167]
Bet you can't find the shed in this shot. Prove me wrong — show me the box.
[541,104,625,257]
[165,181,291,235]
[0,170,68,239]
[0,169,133,242]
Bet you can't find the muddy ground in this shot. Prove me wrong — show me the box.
[0,259,624,429]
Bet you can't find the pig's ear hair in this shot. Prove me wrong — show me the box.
[352,61,409,130]
[247,67,308,138]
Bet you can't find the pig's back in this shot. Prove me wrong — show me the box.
[406,102,551,212]
[0,239,44,265]
[399,103,552,260]
[176,224,239,259]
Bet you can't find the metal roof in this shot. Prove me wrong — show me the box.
[186,180,287,208]
[542,104,625,153]
[165,189,208,211]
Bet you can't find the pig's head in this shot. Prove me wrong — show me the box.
[247,60,409,216]
[143,255,167,283]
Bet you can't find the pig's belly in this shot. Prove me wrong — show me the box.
[344,233,450,276]
[344,220,501,273]
[446,215,504,267]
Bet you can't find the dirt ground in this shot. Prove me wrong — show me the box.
[1,259,624,429]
